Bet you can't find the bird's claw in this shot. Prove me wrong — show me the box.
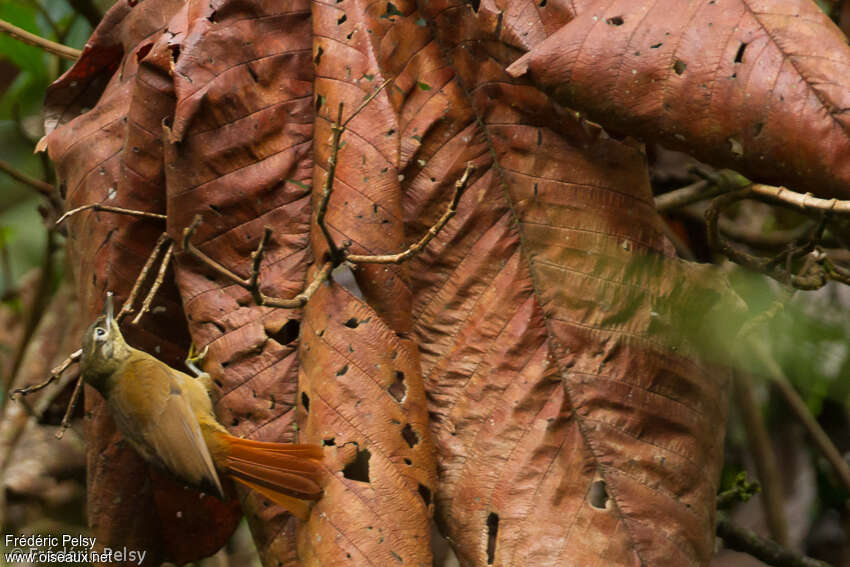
[185,344,209,378]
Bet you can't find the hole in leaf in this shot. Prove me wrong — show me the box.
[314,45,324,66]
[342,447,371,482]
[734,42,748,63]
[337,13,347,24]
[136,43,153,62]
[539,0,546,6]
[606,16,624,25]
[401,423,419,447]
[404,458,412,465]
[170,44,181,63]
[336,364,349,376]
[344,317,360,328]
[673,59,687,75]
[301,392,310,412]
[323,437,336,446]
[417,483,431,505]
[589,480,609,509]
[486,512,499,564]
[268,319,300,345]
[315,94,325,113]
[650,42,662,48]
[246,64,259,82]
[383,2,403,18]
[388,371,406,402]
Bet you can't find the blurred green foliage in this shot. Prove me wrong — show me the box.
[0,0,90,296]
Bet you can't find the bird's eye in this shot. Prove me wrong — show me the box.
[95,327,106,338]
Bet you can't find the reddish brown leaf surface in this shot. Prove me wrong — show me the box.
[507,0,850,198]
[44,0,243,563]
[396,0,740,565]
[161,0,314,561]
[41,0,847,565]
[294,0,438,562]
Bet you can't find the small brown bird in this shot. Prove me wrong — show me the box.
[80,293,323,519]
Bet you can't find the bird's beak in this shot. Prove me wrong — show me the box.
[104,291,114,328]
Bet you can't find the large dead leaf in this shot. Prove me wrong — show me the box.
[294,0,438,562]
[162,0,314,561]
[44,0,243,562]
[507,0,850,198]
[396,0,739,565]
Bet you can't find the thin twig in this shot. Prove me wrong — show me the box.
[732,371,790,545]
[706,189,828,289]
[751,184,850,214]
[738,334,850,495]
[261,261,333,308]
[183,218,335,309]
[10,349,81,399]
[654,170,746,212]
[56,204,166,226]
[341,78,393,128]
[317,79,393,262]
[55,375,84,439]
[116,233,171,323]
[717,513,832,567]
[0,18,81,60]
[317,103,346,262]
[347,163,475,263]
[0,159,56,198]
[132,240,174,324]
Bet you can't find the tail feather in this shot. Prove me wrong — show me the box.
[231,477,312,520]
[221,435,324,519]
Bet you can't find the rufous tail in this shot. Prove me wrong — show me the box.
[220,435,324,520]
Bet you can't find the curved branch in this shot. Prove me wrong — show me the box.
[0,18,81,60]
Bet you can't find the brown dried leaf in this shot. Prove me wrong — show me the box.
[162,0,314,561]
[43,0,242,562]
[507,0,850,197]
[391,0,742,565]
[294,0,438,562]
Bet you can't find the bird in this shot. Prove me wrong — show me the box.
[80,292,323,520]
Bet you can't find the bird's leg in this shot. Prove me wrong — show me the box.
[185,344,209,378]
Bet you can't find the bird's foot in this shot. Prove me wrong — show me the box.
[185,343,209,378]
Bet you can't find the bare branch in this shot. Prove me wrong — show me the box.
[0,159,56,198]
[183,217,333,309]
[261,261,334,309]
[0,18,81,60]
[10,348,81,399]
[55,376,85,440]
[751,184,850,214]
[317,103,346,262]
[717,513,832,567]
[317,78,393,262]
[347,163,475,264]
[341,78,393,128]
[706,188,828,289]
[654,170,748,212]
[116,233,171,323]
[56,204,166,226]
[755,339,850,494]
[132,240,174,324]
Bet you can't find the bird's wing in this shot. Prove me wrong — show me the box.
[109,354,224,497]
